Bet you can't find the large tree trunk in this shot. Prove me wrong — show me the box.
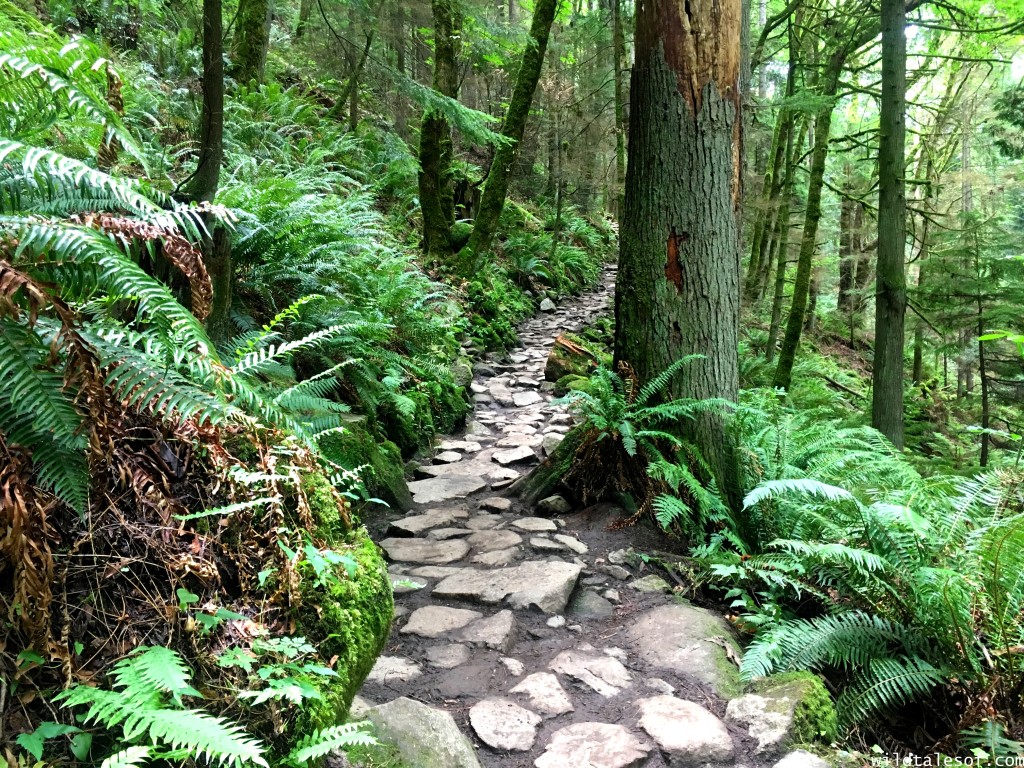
[417,0,461,260]
[232,0,272,84]
[871,0,907,448]
[460,0,559,266]
[614,0,743,512]
[188,0,230,343]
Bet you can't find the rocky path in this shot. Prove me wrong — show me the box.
[355,267,828,768]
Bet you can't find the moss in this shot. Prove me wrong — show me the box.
[555,374,596,396]
[319,423,413,512]
[301,470,346,539]
[295,529,392,732]
[753,671,838,745]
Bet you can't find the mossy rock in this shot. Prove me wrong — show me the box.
[295,528,393,732]
[450,221,473,252]
[319,422,413,512]
[752,672,838,745]
[554,374,597,397]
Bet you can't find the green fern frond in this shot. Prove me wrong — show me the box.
[99,747,151,768]
[285,722,376,765]
[837,656,946,726]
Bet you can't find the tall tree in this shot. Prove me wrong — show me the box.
[232,0,272,83]
[460,0,559,265]
[872,0,908,448]
[614,0,743,510]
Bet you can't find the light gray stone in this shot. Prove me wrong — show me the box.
[598,564,632,580]
[466,514,503,530]
[366,697,482,768]
[380,538,470,565]
[635,695,734,766]
[496,433,544,448]
[608,547,634,565]
[626,604,743,698]
[510,672,574,717]
[541,432,564,455]
[539,298,556,312]
[469,698,541,752]
[426,527,473,540]
[479,496,513,512]
[408,475,488,504]
[546,615,566,628]
[645,678,675,695]
[530,536,565,552]
[401,605,483,638]
[725,675,833,755]
[569,589,615,618]
[629,575,673,593]
[426,644,472,669]
[534,723,651,768]
[493,445,537,465]
[459,609,517,652]
[366,655,422,684]
[553,534,588,554]
[512,391,544,407]
[433,560,583,614]
[433,451,463,464]
[537,495,572,515]
[471,547,521,566]
[549,649,632,697]
[500,656,526,676]
[603,589,621,603]
[409,565,463,578]
[772,751,831,768]
[439,439,483,452]
[511,517,558,532]
[490,466,521,481]
[388,508,465,536]
[467,529,523,551]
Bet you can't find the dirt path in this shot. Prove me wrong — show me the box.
[355,268,814,768]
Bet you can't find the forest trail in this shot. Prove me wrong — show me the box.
[356,269,823,768]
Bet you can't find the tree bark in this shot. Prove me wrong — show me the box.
[188,0,230,343]
[417,0,461,260]
[460,0,559,266]
[611,0,627,221]
[871,0,907,448]
[232,0,272,84]
[614,0,743,513]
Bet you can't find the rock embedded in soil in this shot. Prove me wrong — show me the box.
[500,656,526,676]
[772,751,832,768]
[432,560,583,613]
[549,649,632,697]
[493,445,538,465]
[467,529,523,551]
[379,537,470,565]
[534,722,652,768]
[408,475,488,504]
[468,697,542,752]
[569,589,615,618]
[400,605,482,638]
[433,450,463,464]
[366,697,482,768]
[388,508,467,536]
[366,655,422,684]
[629,574,673,593]
[425,643,472,669]
[511,516,559,532]
[510,671,574,717]
[512,390,545,407]
[537,494,572,515]
[459,609,518,651]
[553,533,588,554]
[541,432,564,455]
[635,695,735,766]
[471,547,521,566]
[466,514,503,530]
[539,297,556,311]
[479,496,513,512]
[426,527,473,540]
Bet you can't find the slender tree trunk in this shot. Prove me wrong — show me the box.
[232,0,272,84]
[772,58,841,390]
[871,0,907,447]
[417,0,461,260]
[393,5,409,141]
[295,0,312,37]
[460,0,559,265]
[765,196,791,364]
[837,184,854,312]
[611,0,627,221]
[614,0,744,513]
[188,0,230,343]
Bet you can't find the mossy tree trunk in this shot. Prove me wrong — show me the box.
[611,0,627,221]
[188,0,230,343]
[459,0,559,266]
[417,0,461,260]
[871,0,907,448]
[232,0,272,84]
[614,0,744,513]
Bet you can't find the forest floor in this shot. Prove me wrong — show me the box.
[355,268,807,768]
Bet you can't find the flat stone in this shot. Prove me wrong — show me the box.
[531,536,565,552]
[510,672,574,717]
[534,723,651,768]
[645,678,675,695]
[603,589,621,603]
[541,433,564,455]
[598,564,632,580]
[408,475,488,504]
[366,655,422,684]
[466,514,504,530]
[549,650,632,697]
[496,433,544,448]
[479,497,513,512]
[380,538,470,565]
[537,495,572,515]
[511,517,558,532]
[490,466,521,481]
[439,439,482,452]
[553,534,588,554]
[629,575,673,593]
[500,656,526,676]
[547,615,566,628]
[626,604,743,698]
[410,565,463,578]
[426,643,472,669]
[725,676,833,755]
[467,529,523,551]
[401,605,483,638]
[433,560,583,614]
[366,697,482,768]
[388,508,465,536]
[391,575,427,594]
[773,751,832,768]
[569,590,615,618]
[512,391,544,407]
[466,420,493,437]
[459,609,517,651]
[433,451,463,464]
[472,547,521,566]
[427,527,474,540]
[608,548,635,565]
[636,696,735,766]
[469,698,541,752]
[539,298,556,312]
[493,446,537,465]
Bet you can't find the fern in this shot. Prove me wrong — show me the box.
[99,747,152,768]
[284,723,377,765]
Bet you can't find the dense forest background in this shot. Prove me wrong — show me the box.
[2,0,1024,763]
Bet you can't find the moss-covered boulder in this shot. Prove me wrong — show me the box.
[554,373,596,397]
[319,421,413,512]
[725,672,838,755]
[544,334,599,382]
[296,527,393,731]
